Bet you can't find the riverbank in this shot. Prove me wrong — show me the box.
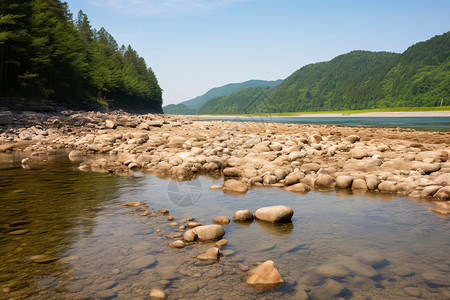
[0,110,449,212]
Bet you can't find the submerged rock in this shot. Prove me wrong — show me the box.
[243,260,284,290]
[149,288,167,299]
[255,205,293,223]
[431,201,450,214]
[310,279,345,300]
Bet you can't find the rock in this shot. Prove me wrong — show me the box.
[105,119,116,129]
[263,174,279,185]
[187,222,201,229]
[346,135,360,143]
[68,150,87,162]
[255,205,293,223]
[352,178,367,190]
[314,174,335,189]
[315,263,350,278]
[434,186,450,200]
[243,260,284,289]
[301,163,321,174]
[335,175,353,189]
[213,216,230,225]
[160,209,169,215]
[339,256,378,277]
[149,288,167,299]
[310,279,344,300]
[378,181,396,193]
[209,185,222,190]
[197,247,221,261]
[431,201,450,214]
[365,175,381,190]
[422,270,450,286]
[222,179,248,194]
[223,167,241,177]
[233,209,254,222]
[215,239,229,248]
[30,254,58,264]
[350,148,367,159]
[420,185,442,198]
[119,201,141,207]
[97,290,117,299]
[0,111,13,125]
[353,250,385,267]
[403,287,421,298]
[411,161,441,174]
[285,182,311,193]
[8,229,30,235]
[285,173,303,185]
[129,255,157,270]
[183,224,225,242]
[169,240,186,248]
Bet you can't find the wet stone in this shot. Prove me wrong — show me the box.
[96,289,117,299]
[129,255,157,270]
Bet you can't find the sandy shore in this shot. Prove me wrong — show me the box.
[0,110,449,212]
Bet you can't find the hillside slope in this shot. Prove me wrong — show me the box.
[196,31,449,114]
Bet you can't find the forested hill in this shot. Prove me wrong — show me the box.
[163,79,282,114]
[0,0,162,112]
[197,31,450,114]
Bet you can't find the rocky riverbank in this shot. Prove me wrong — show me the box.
[0,109,449,214]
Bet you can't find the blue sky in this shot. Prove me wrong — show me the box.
[64,0,450,105]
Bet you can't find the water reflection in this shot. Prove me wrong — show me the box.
[254,219,294,236]
[0,157,121,299]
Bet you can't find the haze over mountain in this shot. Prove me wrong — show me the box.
[163,80,282,114]
[196,31,450,115]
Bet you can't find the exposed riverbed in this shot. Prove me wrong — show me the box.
[0,110,449,299]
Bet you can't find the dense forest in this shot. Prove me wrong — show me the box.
[0,0,162,112]
[163,79,282,114]
[195,31,450,115]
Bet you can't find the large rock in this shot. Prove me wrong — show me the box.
[352,178,367,190]
[315,262,350,278]
[335,175,353,189]
[434,186,450,200]
[243,260,284,290]
[301,163,321,174]
[183,225,225,242]
[411,161,442,174]
[350,148,367,159]
[233,209,254,222]
[314,174,335,190]
[222,179,248,194]
[255,205,293,223]
[378,181,396,193]
[284,183,311,193]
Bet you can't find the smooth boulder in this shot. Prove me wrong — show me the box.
[233,209,254,222]
[183,225,225,242]
[255,205,293,223]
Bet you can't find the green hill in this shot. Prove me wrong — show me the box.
[163,79,282,114]
[196,31,450,114]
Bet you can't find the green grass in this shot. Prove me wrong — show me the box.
[203,106,450,116]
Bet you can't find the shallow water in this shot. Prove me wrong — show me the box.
[207,116,450,131]
[0,157,449,299]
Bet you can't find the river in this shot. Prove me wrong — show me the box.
[0,156,449,299]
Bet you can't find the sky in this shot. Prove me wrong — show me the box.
[64,0,450,106]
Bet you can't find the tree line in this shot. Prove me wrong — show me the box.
[0,0,162,111]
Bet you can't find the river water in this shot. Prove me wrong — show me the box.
[0,156,449,299]
[206,116,450,132]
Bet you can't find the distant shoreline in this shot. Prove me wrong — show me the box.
[198,110,450,118]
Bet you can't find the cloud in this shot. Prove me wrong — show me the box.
[92,0,243,15]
